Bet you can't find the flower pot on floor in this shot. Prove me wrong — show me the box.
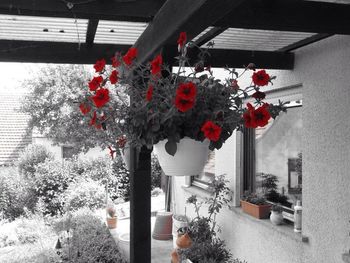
[152,212,173,240]
[154,137,209,176]
[240,200,271,219]
[107,217,117,229]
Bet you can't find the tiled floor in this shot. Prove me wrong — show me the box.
[110,217,173,262]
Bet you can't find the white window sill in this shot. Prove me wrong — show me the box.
[228,206,308,243]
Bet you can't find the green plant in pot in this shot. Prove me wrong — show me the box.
[173,175,242,263]
[241,192,271,219]
[270,203,284,225]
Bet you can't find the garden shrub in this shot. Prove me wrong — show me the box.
[63,178,106,212]
[0,167,37,220]
[17,144,54,177]
[33,160,74,216]
[53,209,127,263]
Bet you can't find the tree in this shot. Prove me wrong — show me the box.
[20,65,121,153]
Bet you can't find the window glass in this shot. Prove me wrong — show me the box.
[255,103,302,207]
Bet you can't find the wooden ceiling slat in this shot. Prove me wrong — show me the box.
[215,0,350,35]
[0,0,165,22]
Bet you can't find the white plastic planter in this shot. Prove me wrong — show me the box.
[153,137,209,176]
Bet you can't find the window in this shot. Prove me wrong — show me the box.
[191,151,215,191]
[61,145,75,159]
[242,100,302,219]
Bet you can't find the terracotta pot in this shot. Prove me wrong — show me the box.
[171,249,180,263]
[154,137,209,176]
[107,217,117,229]
[176,233,192,249]
[240,200,271,219]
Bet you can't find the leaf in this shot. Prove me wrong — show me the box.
[165,140,177,156]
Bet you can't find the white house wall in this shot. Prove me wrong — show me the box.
[172,35,350,263]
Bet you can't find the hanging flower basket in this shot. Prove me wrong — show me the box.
[154,137,209,176]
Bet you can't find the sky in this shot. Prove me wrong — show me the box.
[0,62,43,93]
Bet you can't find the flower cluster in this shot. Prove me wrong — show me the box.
[79,32,285,154]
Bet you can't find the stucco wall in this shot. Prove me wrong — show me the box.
[172,35,350,263]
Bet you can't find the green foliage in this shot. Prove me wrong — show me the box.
[0,167,37,220]
[63,179,105,212]
[33,160,75,216]
[54,209,127,263]
[296,152,302,184]
[17,144,54,176]
[20,65,111,153]
[180,175,235,263]
[151,153,162,190]
[242,192,266,205]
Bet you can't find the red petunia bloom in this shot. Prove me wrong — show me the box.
[79,103,91,115]
[111,56,121,68]
[231,79,239,90]
[117,135,127,148]
[88,76,103,91]
[252,103,271,127]
[201,121,222,142]
[252,90,266,100]
[108,146,116,159]
[94,59,106,73]
[146,85,153,102]
[92,88,110,108]
[109,70,119,84]
[175,96,195,112]
[89,111,97,126]
[176,82,197,100]
[177,32,187,48]
[123,47,138,66]
[150,54,163,75]
[252,69,270,86]
[243,110,256,128]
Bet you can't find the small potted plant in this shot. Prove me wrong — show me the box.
[241,192,271,219]
[106,205,117,229]
[270,203,284,225]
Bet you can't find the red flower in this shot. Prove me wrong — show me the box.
[231,79,239,90]
[150,54,163,75]
[252,90,266,100]
[243,111,256,128]
[201,121,222,142]
[243,103,271,128]
[252,69,270,86]
[79,103,91,115]
[109,70,119,84]
[252,103,271,127]
[123,47,138,66]
[175,96,195,112]
[108,146,116,159]
[111,56,120,68]
[89,111,97,126]
[88,76,103,91]
[94,59,106,73]
[92,88,110,108]
[177,32,187,48]
[176,82,197,100]
[146,85,153,102]
[117,135,127,148]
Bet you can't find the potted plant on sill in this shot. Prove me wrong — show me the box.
[270,203,284,225]
[241,192,271,219]
[79,32,286,176]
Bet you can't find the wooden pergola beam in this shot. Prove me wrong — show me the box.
[85,19,99,47]
[134,0,246,64]
[215,0,350,35]
[0,40,131,64]
[0,40,294,69]
[0,0,165,22]
[278,33,333,52]
[193,26,228,47]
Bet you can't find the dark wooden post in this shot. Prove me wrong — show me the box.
[129,146,152,263]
